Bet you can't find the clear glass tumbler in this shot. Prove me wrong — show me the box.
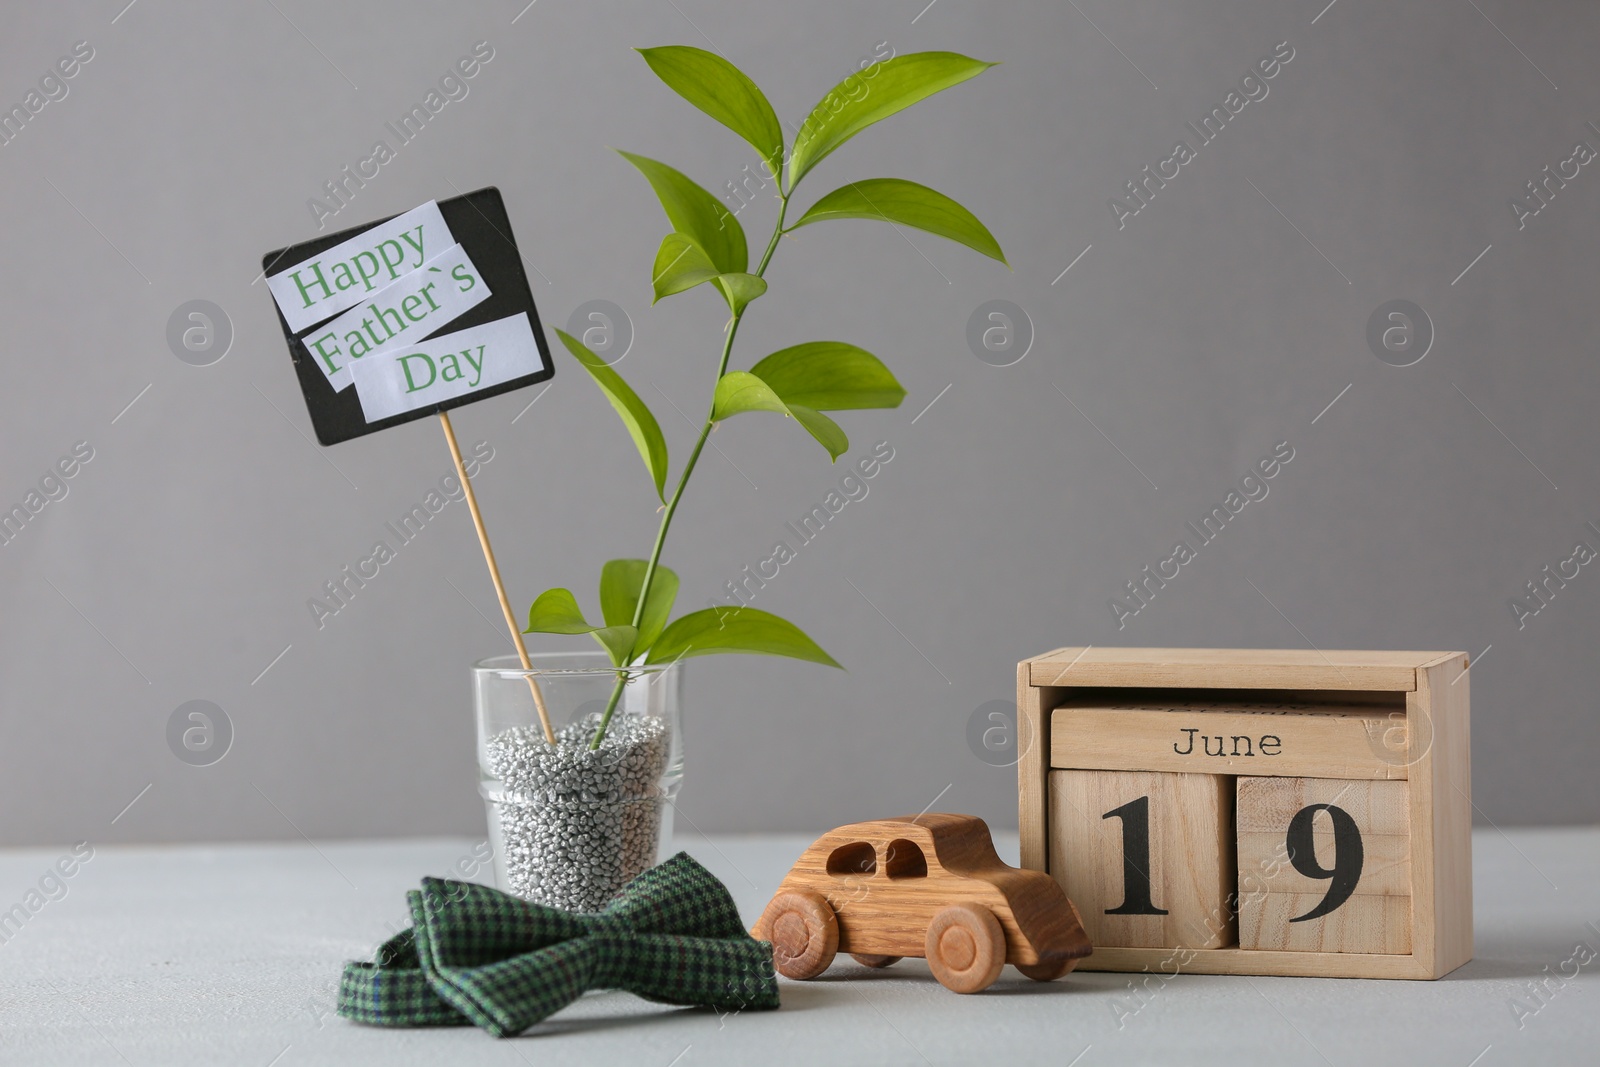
[473,651,683,911]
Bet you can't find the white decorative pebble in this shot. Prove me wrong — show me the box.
[484,714,670,911]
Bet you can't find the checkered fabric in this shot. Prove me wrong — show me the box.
[337,852,779,1037]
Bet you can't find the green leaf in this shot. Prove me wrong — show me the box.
[523,587,639,668]
[553,328,669,501]
[651,237,767,316]
[711,272,768,316]
[748,341,906,411]
[646,607,842,668]
[790,178,1007,265]
[711,370,787,418]
[788,52,997,188]
[618,150,748,274]
[599,560,680,654]
[524,587,593,634]
[637,45,784,175]
[711,370,849,461]
[652,233,720,302]
[786,404,849,459]
[590,625,640,668]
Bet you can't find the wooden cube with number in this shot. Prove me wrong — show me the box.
[1236,777,1412,954]
[1017,648,1472,979]
[1049,770,1234,948]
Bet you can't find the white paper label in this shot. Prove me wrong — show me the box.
[266,201,454,333]
[349,313,546,423]
[300,244,492,392]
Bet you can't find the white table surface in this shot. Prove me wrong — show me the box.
[0,827,1594,1066]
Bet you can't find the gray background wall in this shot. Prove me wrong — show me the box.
[2,0,1596,847]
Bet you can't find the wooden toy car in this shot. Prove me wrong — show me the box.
[751,813,1092,993]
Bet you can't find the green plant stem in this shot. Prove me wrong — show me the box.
[589,192,792,749]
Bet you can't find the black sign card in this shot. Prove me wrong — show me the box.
[261,187,553,445]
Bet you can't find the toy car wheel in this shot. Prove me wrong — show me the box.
[925,903,1006,994]
[761,890,838,980]
[850,953,903,968]
[1014,956,1077,981]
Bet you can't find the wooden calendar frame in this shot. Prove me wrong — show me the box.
[1017,648,1472,979]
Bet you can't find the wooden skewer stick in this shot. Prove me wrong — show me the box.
[438,409,556,745]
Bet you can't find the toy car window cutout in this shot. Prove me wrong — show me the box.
[883,839,928,879]
[826,841,877,876]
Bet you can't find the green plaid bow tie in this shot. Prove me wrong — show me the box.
[337,852,779,1037]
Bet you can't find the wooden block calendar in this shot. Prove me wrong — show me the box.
[1018,648,1472,979]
